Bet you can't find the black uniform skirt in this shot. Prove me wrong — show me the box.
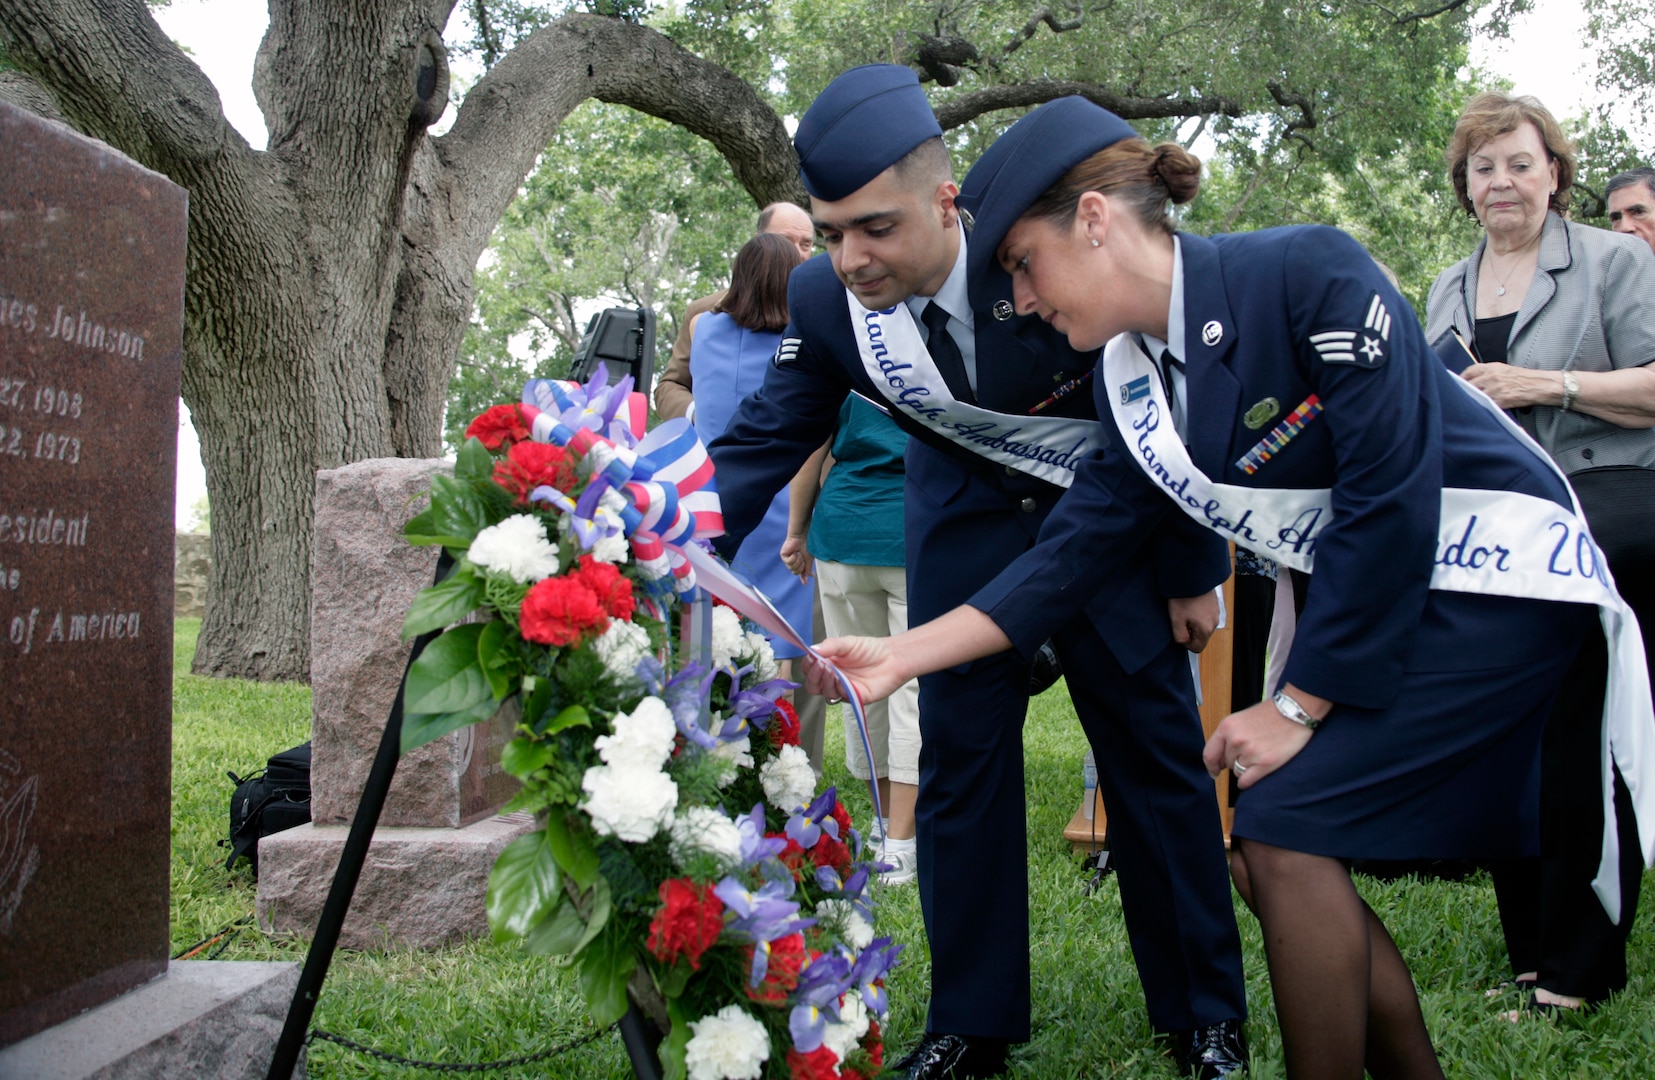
[1231,594,1600,862]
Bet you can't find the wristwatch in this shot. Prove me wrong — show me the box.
[1561,371,1580,412]
[1273,689,1322,731]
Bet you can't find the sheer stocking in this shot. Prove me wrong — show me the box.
[1231,838,1444,1080]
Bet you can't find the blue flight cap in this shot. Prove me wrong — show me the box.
[796,65,943,201]
[958,97,1138,281]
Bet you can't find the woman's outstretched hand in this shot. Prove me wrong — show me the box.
[804,636,916,706]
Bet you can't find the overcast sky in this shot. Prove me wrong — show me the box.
[154,0,1645,528]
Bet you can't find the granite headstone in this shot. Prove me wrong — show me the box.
[0,101,185,1045]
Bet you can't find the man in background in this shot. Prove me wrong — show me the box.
[1606,167,1655,253]
[654,202,814,421]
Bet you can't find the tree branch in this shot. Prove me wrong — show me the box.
[438,12,797,262]
[0,0,249,169]
[933,81,1243,130]
[1267,81,1317,148]
[1355,0,1474,26]
[0,70,66,123]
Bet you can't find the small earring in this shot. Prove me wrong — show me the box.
[1090,238,1100,248]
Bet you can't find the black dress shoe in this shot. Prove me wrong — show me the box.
[1166,1019,1248,1078]
[892,1032,1009,1079]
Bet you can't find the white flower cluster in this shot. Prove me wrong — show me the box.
[709,605,747,669]
[684,1004,769,1080]
[815,898,874,951]
[821,993,870,1063]
[759,744,816,813]
[467,514,560,583]
[707,734,754,788]
[580,697,678,842]
[593,619,652,687]
[744,631,778,682]
[669,806,745,872]
[709,605,779,681]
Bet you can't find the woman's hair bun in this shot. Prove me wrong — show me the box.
[1150,143,1203,205]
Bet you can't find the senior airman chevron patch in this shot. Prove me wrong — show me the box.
[773,337,802,367]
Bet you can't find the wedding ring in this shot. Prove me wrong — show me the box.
[1232,760,1249,776]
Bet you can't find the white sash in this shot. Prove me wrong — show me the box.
[1100,334,1655,922]
[845,290,1104,487]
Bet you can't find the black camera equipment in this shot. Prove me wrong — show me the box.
[568,306,657,391]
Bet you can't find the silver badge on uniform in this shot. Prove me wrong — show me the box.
[1202,320,1224,346]
[993,299,1014,321]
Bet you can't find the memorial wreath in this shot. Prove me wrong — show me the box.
[396,368,899,1080]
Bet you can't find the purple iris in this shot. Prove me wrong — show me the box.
[714,876,814,987]
[787,951,853,1052]
[847,936,904,1016]
[727,676,797,730]
[785,788,841,850]
[735,803,788,867]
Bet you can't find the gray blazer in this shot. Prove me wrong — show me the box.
[1425,211,1655,475]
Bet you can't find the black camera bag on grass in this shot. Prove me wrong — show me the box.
[223,741,312,876]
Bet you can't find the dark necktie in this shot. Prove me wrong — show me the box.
[922,301,973,403]
[1160,349,1186,440]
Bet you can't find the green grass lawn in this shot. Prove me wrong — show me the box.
[172,619,1655,1078]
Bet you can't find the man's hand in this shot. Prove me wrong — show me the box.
[1168,590,1221,653]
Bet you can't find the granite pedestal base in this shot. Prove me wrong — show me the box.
[256,813,536,950]
[0,961,302,1079]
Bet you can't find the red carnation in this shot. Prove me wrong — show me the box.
[769,698,801,750]
[812,834,853,877]
[494,440,579,503]
[745,930,808,1005]
[519,575,608,646]
[464,404,531,450]
[786,1044,841,1080]
[771,832,808,875]
[574,555,636,620]
[841,1020,883,1080]
[830,801,853,842]
[646,878,725,970]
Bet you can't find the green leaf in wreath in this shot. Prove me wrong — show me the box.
[401,624,495,753]
[661,999,691,1080]
[477,619,519,700]
[400,562,485,639]
[401,697,499,754]
[453,436,495,483]
[577,920,636,1027]
[544,809,602,891]
[546,704,592,735]
[487,831,562,942]
[499,734,554,780]
[525,876,612,957]
[523,894,584,955]
[403,474,499,548]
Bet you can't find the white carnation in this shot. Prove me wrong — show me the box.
[684,1004,769,1080]
[815,898,874,950]
[591,531,630,564]
[710,605,746,669]
[760,744,817,812]
[669,806,745,871]
[581,763,677,842]
[743,631,778,682]
[466,514,560,583]
[594,697,677,770]
[820,993,869,1061]
[707,734,754,787]
[594,620,651,685]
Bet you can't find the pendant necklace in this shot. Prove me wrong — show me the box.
[1483,237,1538,297]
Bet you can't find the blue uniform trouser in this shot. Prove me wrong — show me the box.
[906,461,1245,1040]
